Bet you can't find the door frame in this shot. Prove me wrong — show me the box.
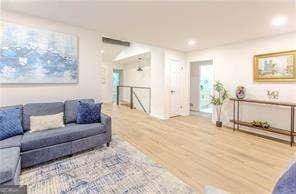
[112,69,123,102]
[189,59,214,113]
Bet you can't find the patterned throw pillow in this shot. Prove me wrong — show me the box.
[76,101,102,124]
[0,107,23,140]
[30,113,65,132]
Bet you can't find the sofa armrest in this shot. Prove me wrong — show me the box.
[101,113,111,142]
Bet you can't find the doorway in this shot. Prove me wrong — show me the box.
[190,60,213,114]
[112,69,122,102]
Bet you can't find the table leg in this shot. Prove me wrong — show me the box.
[237,101,240,130]
[233,100,236,131]
[117,86,119,105]
[291,106,295,146]
[130,87,133,109]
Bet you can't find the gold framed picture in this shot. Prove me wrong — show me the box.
[253,50,296,82]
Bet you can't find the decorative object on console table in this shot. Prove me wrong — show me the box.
[253,50,296,82]
[236,85,246,99]
[0,22,78,84]
[230,98,295,146]
[267,90,279,100]
[210,81,228,127]
[251,120,271,129]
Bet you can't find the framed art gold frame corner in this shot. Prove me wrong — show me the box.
[253,50,296,83]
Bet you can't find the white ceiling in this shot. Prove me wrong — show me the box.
[2,1,296,52]
[114,52,150,66]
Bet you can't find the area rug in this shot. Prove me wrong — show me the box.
[20,135,196,193]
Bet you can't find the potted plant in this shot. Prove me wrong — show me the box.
[210,81,228,127]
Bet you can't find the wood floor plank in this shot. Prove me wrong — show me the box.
[102,103,296,194]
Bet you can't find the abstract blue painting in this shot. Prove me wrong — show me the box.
[0,22,78,83]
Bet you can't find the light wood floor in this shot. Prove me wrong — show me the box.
[102,103,296,194]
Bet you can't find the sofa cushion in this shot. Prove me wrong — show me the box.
[3,157,21,185]
[77,101,102,124]
[0,147,20,184]
[30,112,65,132]
[0,107,24,141]
[21,141,72,168]
[21,123,106,151]
[0,135,22,149]
[23,102,64,131]
[64,99,94,124]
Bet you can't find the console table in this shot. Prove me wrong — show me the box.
[229,98,296,146]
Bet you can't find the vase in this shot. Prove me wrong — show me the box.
[215,105,222,127]
[216,121,222,127]
[236,86,246,99]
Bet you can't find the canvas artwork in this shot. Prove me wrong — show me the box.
[0,22,78,84]
[254,50,296,82]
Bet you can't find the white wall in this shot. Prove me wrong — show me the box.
[100,62,113,103]
[117,62,151,88]
[117,62,151,112]
[0,11,102,106]
[187,32,296,139]
[113,43,168,119]
[100,40,187,119]
[149,48,166,118]
[150,48,186,119]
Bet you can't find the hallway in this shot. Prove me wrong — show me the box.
[102,103,296,194]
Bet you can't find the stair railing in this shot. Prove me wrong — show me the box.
[116,85,151,114]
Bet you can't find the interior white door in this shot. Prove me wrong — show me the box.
[170,59,183,117]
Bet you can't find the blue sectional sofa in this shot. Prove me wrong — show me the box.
[0,99,111,185]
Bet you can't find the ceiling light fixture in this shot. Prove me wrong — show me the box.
[100,50,104,54]
[137,66,143,72]
[271,15,288,26]
[137,57,144,72]
[187,39,196,46]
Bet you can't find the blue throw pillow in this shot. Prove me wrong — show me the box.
[0,107,23,141]
[273,162,296,194]
[76,101,102,124]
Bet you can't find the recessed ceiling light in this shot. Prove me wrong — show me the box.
[187,40,196,46]
[271,16,288,26]
[100,50,104,54]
